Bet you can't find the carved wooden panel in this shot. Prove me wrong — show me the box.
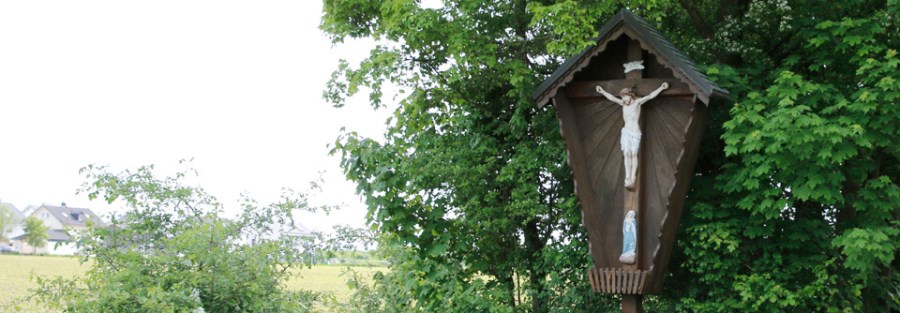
[567,96,693,273]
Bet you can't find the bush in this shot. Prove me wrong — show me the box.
[31,163,324,312]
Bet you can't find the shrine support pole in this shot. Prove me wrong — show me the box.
[622,295,643,313]
[621,38,644,313]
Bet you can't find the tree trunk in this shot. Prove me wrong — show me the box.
[524,219,547,313]
[495,267,517,308]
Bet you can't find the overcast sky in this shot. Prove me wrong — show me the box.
[0,1,391,231]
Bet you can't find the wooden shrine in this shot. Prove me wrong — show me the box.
[532,9,728,312]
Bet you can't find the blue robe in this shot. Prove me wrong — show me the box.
[622,217,636,255]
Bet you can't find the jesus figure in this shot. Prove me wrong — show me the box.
[595,82,669,190]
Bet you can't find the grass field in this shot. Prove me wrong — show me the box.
[0,254,384,312]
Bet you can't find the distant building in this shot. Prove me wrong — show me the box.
[11,203,106,255]
[0,200,25,244]
[20,205,39,217]
[284,223,313,239]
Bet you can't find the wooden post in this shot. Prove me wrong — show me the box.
[620,39,645,313]
[625,40,643,80]
[622,294,643,313]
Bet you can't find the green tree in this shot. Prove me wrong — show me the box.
[0,204,18,242]
[22,216,48,251]
[680,2,900,311]
[324,0,607,311]
[31,164,325,312]
[323,0,897,312]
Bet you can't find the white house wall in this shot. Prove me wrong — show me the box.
[46,241,78,255]
[12,240,78,255]
[32,207,65,229]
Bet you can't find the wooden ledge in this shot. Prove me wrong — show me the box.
[588,267,649,295]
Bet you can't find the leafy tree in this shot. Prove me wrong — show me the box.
[323,0,897,312]
[22,216,48,251]
[31,164,325,312]
[678,2,900,311]
[324,0,608,311]
[0,204,18,242]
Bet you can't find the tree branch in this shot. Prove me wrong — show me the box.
[678,0,714,39]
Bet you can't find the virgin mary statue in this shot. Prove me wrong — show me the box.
[619,210,637,264]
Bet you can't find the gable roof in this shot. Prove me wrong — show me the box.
[533,9,729,107]
[37,205,106,228]
[285,223,312,237]
[21,205,38,216]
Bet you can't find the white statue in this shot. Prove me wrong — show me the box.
[595,82,669,190]
[619,210,637,264]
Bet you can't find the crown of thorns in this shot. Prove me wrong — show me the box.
[619,88,636,97]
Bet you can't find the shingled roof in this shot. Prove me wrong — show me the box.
[40,204,106,228]
[13,229,71,242]
[533,9,728,107]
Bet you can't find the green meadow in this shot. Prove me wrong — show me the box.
[0,254,383,312]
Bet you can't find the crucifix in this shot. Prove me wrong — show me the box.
[595,81,668,192]
[609,39,662,313]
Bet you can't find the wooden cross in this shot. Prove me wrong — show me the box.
[622,39,646,313]
[610,40,689,313]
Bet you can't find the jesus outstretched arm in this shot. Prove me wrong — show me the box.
[595,86,625,105]
[635,82,669,106]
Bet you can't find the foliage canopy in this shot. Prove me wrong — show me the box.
[22,216,49,250]
[323,0,898,312]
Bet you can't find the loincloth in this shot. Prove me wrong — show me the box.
[620,128,642,154]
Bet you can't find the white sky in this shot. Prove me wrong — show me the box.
[0,1,391,231]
